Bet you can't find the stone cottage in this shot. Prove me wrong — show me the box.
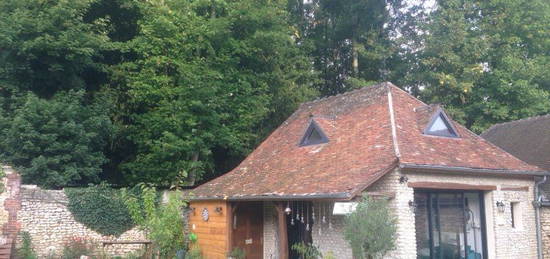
[188,82,548,259]
[482,114,550,258]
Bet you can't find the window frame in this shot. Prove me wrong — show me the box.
[299,120,329,146]
[423,109,460,138]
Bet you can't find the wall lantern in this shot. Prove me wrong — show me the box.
[214,206,223,214]
[496,201,506,213]
[408,200,417,213]
[190,207,196,215]
[399,176,409,184]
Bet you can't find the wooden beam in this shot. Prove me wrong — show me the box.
[274,202,289,259]
[408,181,497,191]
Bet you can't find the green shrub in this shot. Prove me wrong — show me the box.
[61,236,96,259]
[343,195,396,259]
[228,247,245,259]
[17,232,37,259]
[323,251,336,259]
[65,184,135,236]
[187,246,202,259]
[291,242,321,259]
[122,184,186,258]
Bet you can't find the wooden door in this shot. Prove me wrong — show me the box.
[232,202,264,259]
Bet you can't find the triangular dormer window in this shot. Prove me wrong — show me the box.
[424,110,459,138]
[300,120,329,146]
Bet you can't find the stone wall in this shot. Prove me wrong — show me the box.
[369,168,538,259]
[310,207,352,259]
[262,201,352,259]
[18,185,146,257]
[0,174,9,231]
[261,169,539,259]
[540,207,550,258]
[263,202,279,259]
[368,168,417,259]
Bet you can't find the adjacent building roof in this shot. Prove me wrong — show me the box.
[482,114,550,171]
[191,82,544,201]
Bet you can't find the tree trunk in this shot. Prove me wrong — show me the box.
[187,153,199,186]
[352,37,359,77]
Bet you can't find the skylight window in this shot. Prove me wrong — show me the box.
[300,120,329,146]
[424,111,459,138]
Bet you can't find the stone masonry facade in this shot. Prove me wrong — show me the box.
[263,202,279,259]
[262,202,352,259]
[262,168,539,259]
[18,185,146,257]
[540,208,550,258]
[369,168,538,259]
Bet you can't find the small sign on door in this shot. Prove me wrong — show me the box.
[245,239,253,245]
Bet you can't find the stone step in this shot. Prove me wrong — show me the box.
[0,250,11,256]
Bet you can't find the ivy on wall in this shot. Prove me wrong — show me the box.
[65,184,134,236]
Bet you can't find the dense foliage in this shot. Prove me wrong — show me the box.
[65,184,134,236]
[0,0,116,187]
[343,196,396,259]
[122,185,186,257]
[2,91,112,188]
[291,242,322,259]
[288,0,405,96]
[400,0,550,132]
[112,0,315,186]
[1,0,550,187]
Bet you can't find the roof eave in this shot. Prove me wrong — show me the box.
[187,192,354,202]
[399,163,549,177]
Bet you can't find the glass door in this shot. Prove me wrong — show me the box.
[414,191,486,259]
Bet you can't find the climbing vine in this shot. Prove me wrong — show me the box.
[65,184,135,236]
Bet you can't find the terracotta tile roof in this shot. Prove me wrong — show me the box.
[191,82,543,200]
[481,114,550,171]
[389,86,541,172]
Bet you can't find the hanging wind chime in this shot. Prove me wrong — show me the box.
[296,201,300,221]
[322,202,327,224]
[306,204,310,231]
[328,202,333,230]
[285,201,292,215]
[290,202,295,226]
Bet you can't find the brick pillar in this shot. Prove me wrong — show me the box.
[0,166,22,259]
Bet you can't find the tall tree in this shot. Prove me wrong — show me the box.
[111,0,315,186]
[0,0,117,187]
[0,0,111,99]
[289,0,404,96]
[2,91,112,188]
[405,0,550,132]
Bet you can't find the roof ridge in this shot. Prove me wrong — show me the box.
[482,113,550,135]
[384,82,429,106]
[301,82,387,107]
[386,84,401,159]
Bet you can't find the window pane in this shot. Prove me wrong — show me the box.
[415,192,486,259]
[307,128,323,144]
[465,193,484,258]
[415,193,431,259]
[433,194,464,258]
[427,115,456,137]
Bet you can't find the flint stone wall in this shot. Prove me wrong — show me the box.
[18,185,146,257]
